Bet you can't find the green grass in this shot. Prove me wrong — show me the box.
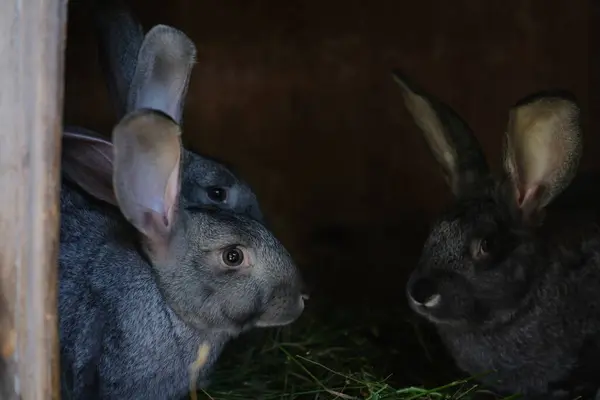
[197,305,517,400]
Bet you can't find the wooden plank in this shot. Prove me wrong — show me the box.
[0,0,68,398]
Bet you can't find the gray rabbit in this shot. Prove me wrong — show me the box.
[395,70,600,399]
[62,0,263,222]
[59,24,306,400]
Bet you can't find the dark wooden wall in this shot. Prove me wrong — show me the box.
[64,0,594,306]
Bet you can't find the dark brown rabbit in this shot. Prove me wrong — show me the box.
[395,70,600,400]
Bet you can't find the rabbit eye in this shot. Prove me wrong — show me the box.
[222,246,244,267]
[480,239,489,254]
[207,186,227,203]
[472,237,491,260]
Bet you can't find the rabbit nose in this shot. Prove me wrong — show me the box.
[409,278,441,308]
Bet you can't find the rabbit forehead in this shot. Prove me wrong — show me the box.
[422,198,501,266]
[184,210,255,245]
[181,152,259,205]
[183,158,239,187]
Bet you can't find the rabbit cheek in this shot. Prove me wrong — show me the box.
[436,283,475,323]
[220,284,264,332]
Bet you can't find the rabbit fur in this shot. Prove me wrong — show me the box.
[395,70,600,399]
[62,0,264,222]
[59,24,306,400]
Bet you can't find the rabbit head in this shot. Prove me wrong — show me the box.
[65,25,306,333]
[63,0,264,221]
[62,125,264,221]
[392,71,582,327]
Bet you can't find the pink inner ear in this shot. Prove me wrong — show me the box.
[62,131,117,206]
[518,185,536,209]
[162,153,181,230]
[514,186,523,206]
[518,183,547,217]
[141,210,172,245]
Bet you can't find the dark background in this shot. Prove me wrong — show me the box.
[63,0,597,387]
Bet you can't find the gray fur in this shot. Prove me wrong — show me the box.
[59,22,305,398]
[397,71,600,399]
[84,0,264,221]
[59,108,305,399]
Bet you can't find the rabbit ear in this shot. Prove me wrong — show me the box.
[127,25,196,124]
[503,92,582,221]
[112,109,182,247]
[62,127,118,206]
[391,69,490,197]
[94,0,145,120]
